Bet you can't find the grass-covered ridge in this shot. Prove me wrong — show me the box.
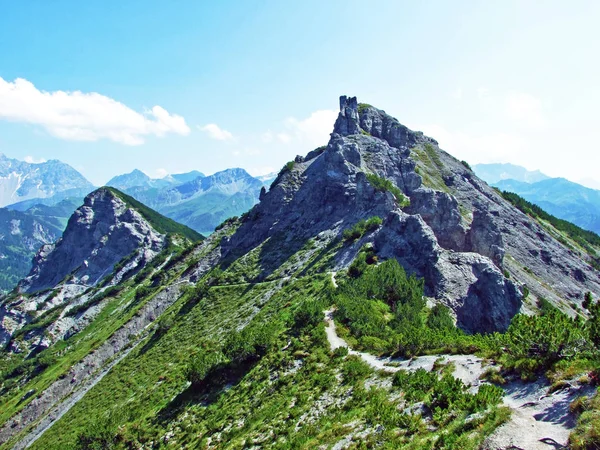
[104,186,203,242]
[500,190,600,256]
[4,206,600,448]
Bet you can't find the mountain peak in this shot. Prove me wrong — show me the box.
[19,187,200,293]
[0,154,93,207]
[222,96,522,333]
[333,95,361,136]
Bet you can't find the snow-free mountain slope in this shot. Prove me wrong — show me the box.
[0,154,94,208]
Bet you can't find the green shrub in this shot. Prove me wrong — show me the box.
[427,304,455,331]
[358,103,372,113]
[342,216,382,242]
[294,298,327,331]
[341,355,371,383]
[365,173,410,207]
[75,410,126,450]
[332,346,349,358]
[186,351,226,386]
[223,322,279,364]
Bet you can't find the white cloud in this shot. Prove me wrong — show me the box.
[261,131,274,143]
[199,123,234,141]
[415,123,526,164]
[450,88,463,100]
[277,132,292,144]
[155,168,169,178]
[24,155,47,164]
[231,147,261,157]
[505,92,545,128]
[0,77,190,145]
[477,87,489,100]
[284,109,337,147]
[248,166,276,177]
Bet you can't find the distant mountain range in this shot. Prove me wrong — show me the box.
[472,163,549,184]
[107,168,264,235]
[474,163,600,234]
[0,153,94,208]
[0,199,80,291]
[0,154,267,291]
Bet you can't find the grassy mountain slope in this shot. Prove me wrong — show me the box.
[3,97,600,449]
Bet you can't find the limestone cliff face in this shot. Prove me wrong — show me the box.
[19,188,165,293]
[222,96,521,332]
[0,188,167,350]
[222,95,600,332]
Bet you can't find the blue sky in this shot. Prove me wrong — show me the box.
[0,1,599,187]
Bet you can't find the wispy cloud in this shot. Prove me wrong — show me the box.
[505,92,545,128]
[248,166,276,177]
[283,109,337,147]
[414,123,526,164]
[0,77,190,145]
[154,168,169,178]
[24,155,47,164]
[450,88,463,100]
[198,123,234,141]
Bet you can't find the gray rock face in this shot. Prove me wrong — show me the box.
[223,96,522,332]
[431,153,600,311]
[19,188,165,293]
[0,188,168,350]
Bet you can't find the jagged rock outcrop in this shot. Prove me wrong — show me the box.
[0,188,169,350]
[19,188,165,293]
[223,96,522,332]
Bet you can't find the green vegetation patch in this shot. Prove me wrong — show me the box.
[365,173,410,207]
[342,216,382,242]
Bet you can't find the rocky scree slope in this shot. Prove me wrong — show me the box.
[0,187,201,351]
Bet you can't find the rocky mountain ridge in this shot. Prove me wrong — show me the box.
[223,96,522,332]
[0,187,201,351]
[1,96,599,449]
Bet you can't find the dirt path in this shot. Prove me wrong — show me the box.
[324,308,484,387]
[324,305,593,449]
[483,378,595,450]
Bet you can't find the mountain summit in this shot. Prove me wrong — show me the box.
[0,154,93,207]
[223,96,522,332]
